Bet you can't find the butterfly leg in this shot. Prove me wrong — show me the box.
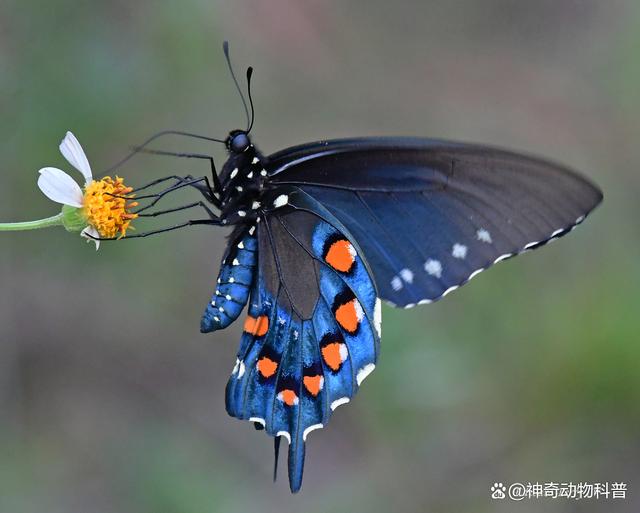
[132,147,223,198]
[89,218,221,241]
[136,200,219,221]
[133,176,221,213]
[130,175,188,194]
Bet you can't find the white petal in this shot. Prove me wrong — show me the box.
[59,131,92,184]
[80,226,100,250]
[37,167,84,207]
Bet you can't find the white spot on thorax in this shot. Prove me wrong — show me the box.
[260,169,267,177]
[248,226,256,235]
[252,157,259,164]
[273,194,289,208]
[424,259,442,278]
[399,268,414,283]
[236,186,243,192]
[476,228,492,243]
[452,243,468,259]
[247,171,253,179]
[251,201,260,209]
[237,210,246,217]
[230,168,238,179]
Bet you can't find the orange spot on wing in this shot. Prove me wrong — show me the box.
[279,389,298,406]
[243,315,269,336]
[257,356,278,378]
[325,239,355,272]
[335,299,361,333]
[322,342,346,371]
[303,375,324,396]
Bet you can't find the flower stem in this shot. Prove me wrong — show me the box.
[0,213,65,231]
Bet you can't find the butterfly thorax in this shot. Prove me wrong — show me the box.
[218,132,270,224]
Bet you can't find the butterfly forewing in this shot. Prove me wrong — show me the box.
[266,138,602,306]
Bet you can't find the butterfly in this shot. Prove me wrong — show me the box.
[107,43,603,492]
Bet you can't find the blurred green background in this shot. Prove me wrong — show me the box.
[0,1,637,512]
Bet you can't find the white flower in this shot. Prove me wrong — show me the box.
[37,132,101,248]
[36,132,138,250]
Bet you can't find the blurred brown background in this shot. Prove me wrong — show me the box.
[0,1,638,512]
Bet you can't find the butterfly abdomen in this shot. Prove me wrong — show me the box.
[201,226,258,332]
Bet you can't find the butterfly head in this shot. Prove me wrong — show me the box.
[226,130,252,154]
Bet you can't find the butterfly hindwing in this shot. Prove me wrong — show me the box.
[222,188,380,492]
[267,137,602,307]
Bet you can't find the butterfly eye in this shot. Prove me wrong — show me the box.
[230,132,250,153]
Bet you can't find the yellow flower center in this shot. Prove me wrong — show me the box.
[83,176,138,238]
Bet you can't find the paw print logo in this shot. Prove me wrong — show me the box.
[491,482,506,499]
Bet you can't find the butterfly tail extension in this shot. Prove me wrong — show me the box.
[288,431,306,493]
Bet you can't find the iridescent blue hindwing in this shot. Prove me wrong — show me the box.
[222,187,380,492]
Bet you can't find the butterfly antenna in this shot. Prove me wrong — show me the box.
[223,41,250,130]
[246,66,255,133]
[101,130,225,175]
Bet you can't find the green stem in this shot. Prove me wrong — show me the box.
[0,213,64,231]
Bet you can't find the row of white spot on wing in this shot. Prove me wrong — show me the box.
[389,228,495,307]
[391,267,415,291]
[277,391,300,405]
[273,194,289,209]
[373,298,382,338]
[330,397,350,411]
[303,423,324,441]
[404,216,589,308]
[452,243,468,259]
[356,363,375,386]
[249,417,266,427]
[277,431,291,443]
[232,358,246,378]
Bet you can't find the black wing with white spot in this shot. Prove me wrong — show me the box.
[266,138,602,307]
